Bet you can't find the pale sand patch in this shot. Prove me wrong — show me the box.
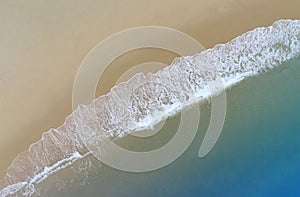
[0,0,299,177]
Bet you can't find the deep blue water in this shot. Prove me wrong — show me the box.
[45,57,300,197]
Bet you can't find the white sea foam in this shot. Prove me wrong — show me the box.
[0,152,85,197]
[1,19,300,196]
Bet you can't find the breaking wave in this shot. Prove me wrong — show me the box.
[1,19,300,196]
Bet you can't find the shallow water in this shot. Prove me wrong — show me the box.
[37,57,300,197]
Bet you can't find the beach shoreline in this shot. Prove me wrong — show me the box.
[0,0,300,178]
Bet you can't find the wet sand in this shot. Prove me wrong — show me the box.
[0,0,299,178]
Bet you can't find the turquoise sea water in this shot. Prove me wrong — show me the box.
[41,57,300,197]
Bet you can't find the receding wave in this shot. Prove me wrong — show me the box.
[1,19,300,196]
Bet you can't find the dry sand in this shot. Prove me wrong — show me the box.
[0,0,299,177]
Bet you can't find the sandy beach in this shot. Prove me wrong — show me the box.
[0,0,299,178]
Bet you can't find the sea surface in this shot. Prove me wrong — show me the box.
[40,57,300,197]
